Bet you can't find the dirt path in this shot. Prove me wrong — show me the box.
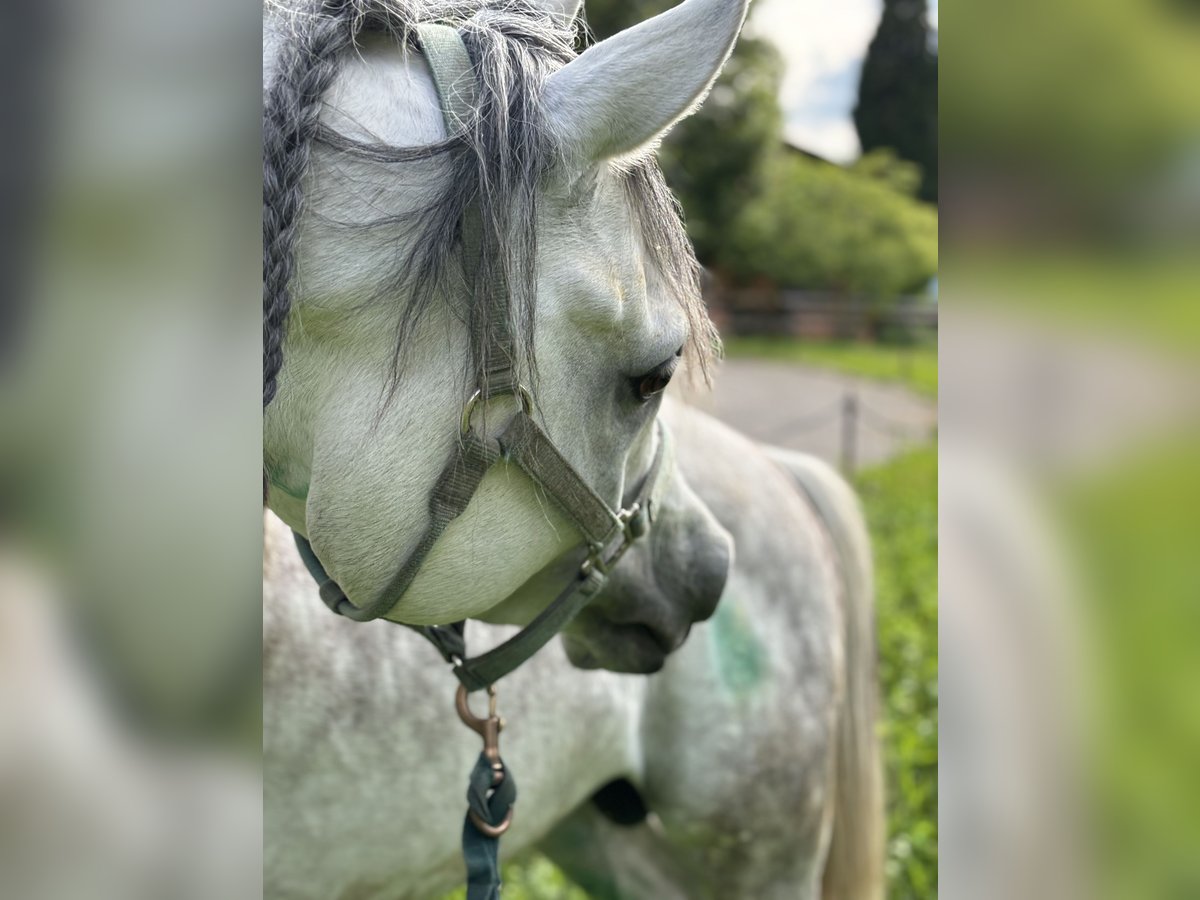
[686,358,937,471]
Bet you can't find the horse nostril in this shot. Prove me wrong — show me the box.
[640,624,674,655]
[650,620,691,654]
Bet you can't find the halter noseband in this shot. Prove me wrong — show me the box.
[292,23,675,693]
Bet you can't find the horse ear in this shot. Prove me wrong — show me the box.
[543,0,750,165]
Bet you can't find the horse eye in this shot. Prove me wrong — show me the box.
[637,371,672,400]
[633,349,682,402]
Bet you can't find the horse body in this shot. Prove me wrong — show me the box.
[265,401,881,899]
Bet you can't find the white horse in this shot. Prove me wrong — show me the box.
[263,0,883,897]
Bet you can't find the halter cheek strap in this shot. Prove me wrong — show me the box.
[291,22,677,692]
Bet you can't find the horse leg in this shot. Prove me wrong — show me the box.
[541,792,829,900]
[538,800,694,900]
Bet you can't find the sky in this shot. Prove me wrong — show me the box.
[748,0,938,163]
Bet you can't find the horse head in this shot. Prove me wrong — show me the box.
[263,0,744,673]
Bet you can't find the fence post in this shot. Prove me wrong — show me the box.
[840,391,858,475]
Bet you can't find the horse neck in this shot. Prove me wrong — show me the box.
[263,510,645,791]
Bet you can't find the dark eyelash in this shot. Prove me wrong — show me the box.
[633,355,680,401]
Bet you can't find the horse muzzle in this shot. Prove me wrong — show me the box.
[561,469,732,673]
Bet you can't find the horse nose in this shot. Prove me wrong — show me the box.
[665,621,692,653]
[683,524,731,625]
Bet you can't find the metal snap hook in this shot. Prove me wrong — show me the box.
[455,684,514,837]
[455,684,504,767]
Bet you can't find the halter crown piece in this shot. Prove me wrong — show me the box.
[289,23,675,899]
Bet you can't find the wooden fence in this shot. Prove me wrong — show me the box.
[705,288,938,342]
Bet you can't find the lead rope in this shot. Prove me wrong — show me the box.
[456,685,515,899]
[294,531,515,897]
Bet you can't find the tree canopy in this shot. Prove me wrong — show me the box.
[940,0,1200,191]
[582,0,939,298]
[725,150,938,296]
[854,0,939,203]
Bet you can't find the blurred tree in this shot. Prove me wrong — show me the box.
[583,0,938,299]
[940,0,1200,199]
[726,149,938,297]
[578,0,660,40]
[854,0,939,203]
[656,38,784,264]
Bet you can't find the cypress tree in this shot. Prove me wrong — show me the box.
[854,0,939,202]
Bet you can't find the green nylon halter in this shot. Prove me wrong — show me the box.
[292,22,676,693]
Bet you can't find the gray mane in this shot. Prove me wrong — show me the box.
[262,0,715,410]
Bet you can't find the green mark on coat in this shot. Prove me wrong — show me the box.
[710,599,765,694]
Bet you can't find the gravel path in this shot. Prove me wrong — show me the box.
[686,358,937,471]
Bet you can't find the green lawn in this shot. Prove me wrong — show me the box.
[855,445,939,899]
[1059,436,1200,899]
[943,252,1200,356]
[722,336,939,398]
[440,855,586,900]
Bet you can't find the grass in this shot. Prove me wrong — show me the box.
[1057,435,1200,899]
[943,251,1200,356]
[440,855,587,900]
[855,445,939,899]
[721,335,939,398]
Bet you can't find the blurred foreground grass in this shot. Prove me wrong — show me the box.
[723,336,939,398]
[1059,435,1200,899]
[440,854,587,900]
[441,443,940,900]
[947,253,1200,355]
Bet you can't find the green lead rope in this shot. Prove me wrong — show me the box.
[463,753,517,900]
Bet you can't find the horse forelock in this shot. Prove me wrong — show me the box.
[262,0,716,412]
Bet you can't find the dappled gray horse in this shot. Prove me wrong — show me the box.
[263,0,882,897]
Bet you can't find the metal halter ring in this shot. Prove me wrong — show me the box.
[460,385,534,435]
